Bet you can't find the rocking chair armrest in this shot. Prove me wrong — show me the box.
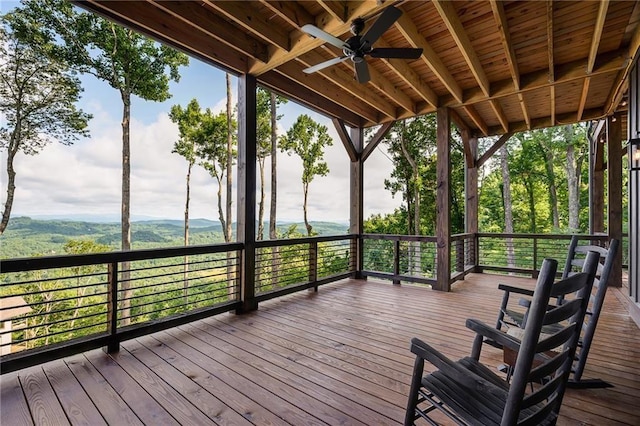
[410,337,456,372]
[466,318,521,352]
[498,284,535,297]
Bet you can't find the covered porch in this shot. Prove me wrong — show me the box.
[2,275,639,425]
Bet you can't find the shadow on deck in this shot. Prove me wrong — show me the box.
[1,274,638,425]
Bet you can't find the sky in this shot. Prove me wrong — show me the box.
[2,37,401,224]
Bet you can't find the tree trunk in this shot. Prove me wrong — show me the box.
[120,92,132,326]
[500,145,516,269]
[303,183,312,236]
[269,92,279,286]
[225,73,233,243]
[399,126,421,274]
[183,161,192,299]
[565,127,580,231]
[0,135,19,235]
[525,177,537,233]
[269,92,278,239]
[257,157,265,240]
[537,142,559,228]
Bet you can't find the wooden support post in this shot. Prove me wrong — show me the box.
[104,262,119,353]
[350,126,365,279]
[236,74,258,313]
[309,241,318,292]
[465,134,478,270]
[436,108,451,291]
[607,113,623,287]
[590,128,605,233]
[629,59,640,305]
[393,239,401,285]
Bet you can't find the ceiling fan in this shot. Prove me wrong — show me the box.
[301,6,423,84]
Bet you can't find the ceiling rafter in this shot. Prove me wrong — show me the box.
[374,40,439,108]
[442,50,626,108]
[83,0,250,72]
[578,0,608,121]
[274,61,381,123]
[295,52,398,119]
[486,108,604,136]
[490,99,509,133]
[317,1,346,23]
[547,0,555,83]
[490,0,520,91]
[203,1,290,51]
[433,0,491,97]
[395,11,463,103]
[259,1,314,28]
[249,1,387,75]
[149,0,269,64]
[518,94,531,129]
[463,105,489,136]
[605,19,640,114]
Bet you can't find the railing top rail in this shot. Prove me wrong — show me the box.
[255,234,357,248]
[476,233,609,241]
[362,233,438,242]
[1,242,244,273]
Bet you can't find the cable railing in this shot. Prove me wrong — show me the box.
[0,243,242,373]
[255,235,357,301]
[0,231,618,374]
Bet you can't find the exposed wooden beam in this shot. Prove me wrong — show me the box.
[204,1,290,51]
[461,129,474,168]
[518,93,531,129]
[550,85,556,126]
[249,1,387,75]
[317,1,346,22]
[477,132,513,168]
[463,105,489,136]
[296,51,398,119]
[333,118,358,161]
[375,40,439,107]
[588,0,609,74]
[604,16,640,114]
[449,108,471,135]
[259,1,314,28]
[83,0,250,73]
[433,0,490,97]
[547,0,555,83]
[150,0,269,63]
[490,99,509,133]
[578,77,591,121]
[441,50,626,108]
[259,70,363,127]
[362,121,395,162]
[485,108,605,136]
[395,11,463,102]
[490,0,520,90]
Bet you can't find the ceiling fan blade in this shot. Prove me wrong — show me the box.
[369,47,423,59]
[361,6,402,46]
[354,60,370,83]
[303,56,349,74]
[301,24,346,49]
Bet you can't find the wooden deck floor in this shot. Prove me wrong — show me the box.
[2,274,639,425]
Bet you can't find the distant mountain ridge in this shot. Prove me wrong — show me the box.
[2,216,349,259]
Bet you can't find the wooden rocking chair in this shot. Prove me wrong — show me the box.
[405,254,599,426]
[495,236,619,388]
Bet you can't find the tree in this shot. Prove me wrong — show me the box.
[169,99,201,247]
[17,0,189,325]
[196,108,237,242]
[280,115,333,236]
[0,14,91,235]
[500,144,515,268]
[255,87,287,240]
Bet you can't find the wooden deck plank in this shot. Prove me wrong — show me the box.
[1,274,638,425]
[135,334,290,426]
[157,327,328,426]
[121,339,254,425]
[0,372,33,426]
[42,360,106,425]
[19,365,70,425]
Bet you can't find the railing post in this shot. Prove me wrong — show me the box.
[309,241,318,292]
[393,239,401,285]
[104,262,119,353]
[456,239,464,273]
[532,238,538,278]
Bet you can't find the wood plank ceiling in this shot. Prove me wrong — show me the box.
[77,0,640,137]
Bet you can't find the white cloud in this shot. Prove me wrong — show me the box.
[3,90,399,226]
